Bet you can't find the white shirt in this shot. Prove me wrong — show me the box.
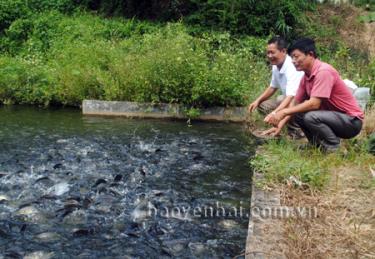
[270,55,304,96]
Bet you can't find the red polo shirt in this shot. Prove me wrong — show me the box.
[295,59,364,120]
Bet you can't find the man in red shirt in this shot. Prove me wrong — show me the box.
[266,38,364,152]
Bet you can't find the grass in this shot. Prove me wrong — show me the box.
[250,106,375,189]
[281,164,375,258]
[249,106,375,257]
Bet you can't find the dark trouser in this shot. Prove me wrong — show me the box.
[258,98,301,135]
[294,111,362,150]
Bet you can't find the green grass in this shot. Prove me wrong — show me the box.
[250,138,375,190]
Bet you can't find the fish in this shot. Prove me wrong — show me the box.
[72,228,94,237]
[93,178,107,188]
[35,232,61,242]
[47,182,70,196]
[0,194,9,203]
[24,251,54,259]
[113,174,122,182]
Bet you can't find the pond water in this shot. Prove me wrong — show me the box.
[0,106,253,258]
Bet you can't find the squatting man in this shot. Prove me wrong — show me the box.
[265,38,364,152]
[248,36,304,138]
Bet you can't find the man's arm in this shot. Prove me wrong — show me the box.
[274,95,294,112]
[264,95,294,123]
[262,97,296,135]
[248,86,277,112]
[261,115,291,136]
[268,97,322,126]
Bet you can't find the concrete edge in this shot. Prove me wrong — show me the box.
[245,149,285,259]
[82,100,247,123]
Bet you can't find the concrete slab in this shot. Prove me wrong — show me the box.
[82,100,247,122]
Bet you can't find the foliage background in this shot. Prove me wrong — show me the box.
[0,0,374,107]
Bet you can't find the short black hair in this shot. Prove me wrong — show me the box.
[288,38,317,58]
[268,36,287,51]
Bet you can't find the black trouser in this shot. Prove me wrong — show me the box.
[294,111,362,150]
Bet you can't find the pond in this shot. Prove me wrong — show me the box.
[0,106,253,258]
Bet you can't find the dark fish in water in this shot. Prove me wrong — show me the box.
[148,224,166,236]
[93,178,107,188]
[35,176,51,184]
[113,174,122,182]
[3,251,22,259]
[55,207,75,219]
[39,194,58,200]
[192,152,204,161]
[53,163,63,169]
[72,228,93,237]
[151,190,164,196]
[18,201,39,209]
[0,173,7,178]
[65,196,81,202]
[20,224,27,233]
[98,187,107,194]
[0,228,9,238]
[64,199,81,209]
[125,231,140,238]
[124,223,141,238]
[82,197,93,209]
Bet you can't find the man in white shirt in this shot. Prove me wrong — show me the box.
[248,36,304,137]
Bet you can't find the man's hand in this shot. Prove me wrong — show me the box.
[264,110,286,126]
[264,112,274,124]
[248,100,260,113]
[261,127,281,137]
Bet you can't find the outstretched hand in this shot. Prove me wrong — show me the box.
[248,100,259,113]
[261,127,281,137]
[264,110,286,126]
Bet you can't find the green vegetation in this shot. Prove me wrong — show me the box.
[0,0,374,107]
[251,138,374,189]
[76,0,314,37]
[369,133,375,155]
[0,11,269,106]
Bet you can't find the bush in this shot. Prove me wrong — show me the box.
[79,0,315,38]
[0,12,269,107]
[0,0,77,34]
[0,56,55,105]
[0,0,28,33]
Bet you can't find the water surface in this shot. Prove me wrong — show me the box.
[0,106,253,258]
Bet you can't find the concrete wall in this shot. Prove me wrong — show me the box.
[82,100,248,122]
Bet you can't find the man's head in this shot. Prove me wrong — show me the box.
[288,38,317,73]
[267,36,287,66]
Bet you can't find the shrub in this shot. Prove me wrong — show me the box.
[79,0,315,38]
[0,0,28,33]
[0,56,55,105]
[0,12,270,107]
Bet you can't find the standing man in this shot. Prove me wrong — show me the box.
[267,38,364,152]
[248,36,304,137]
